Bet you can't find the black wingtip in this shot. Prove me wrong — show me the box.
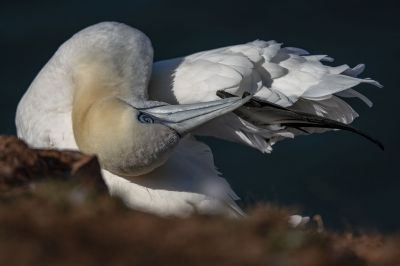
[242,92,251,98]
[281,122,385,151]
[376,139,385,151]
[354,132,384,151]
[216,90,385,151]
[217,90,233,99]
[351,129,384,151]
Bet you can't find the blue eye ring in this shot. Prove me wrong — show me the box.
[138,112,154,124]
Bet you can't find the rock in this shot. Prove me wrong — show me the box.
[0,135,107,191]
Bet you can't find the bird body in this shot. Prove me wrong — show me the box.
[16,22,381,217]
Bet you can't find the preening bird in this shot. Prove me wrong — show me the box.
[16,22,382,218]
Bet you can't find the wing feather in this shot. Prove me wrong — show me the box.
[148,40,381,153]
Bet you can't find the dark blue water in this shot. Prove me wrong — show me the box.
[1,0,398,231]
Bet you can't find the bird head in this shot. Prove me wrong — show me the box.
[72,85,251,177]
[66,34,251,178]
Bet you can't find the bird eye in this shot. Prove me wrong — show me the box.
[138,112,154,124]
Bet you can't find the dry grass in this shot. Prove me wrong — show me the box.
[1,135,399,266]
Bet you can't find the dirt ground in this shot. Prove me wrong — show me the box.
[1,135,399,266]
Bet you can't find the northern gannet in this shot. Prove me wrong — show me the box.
[15,22,382,218]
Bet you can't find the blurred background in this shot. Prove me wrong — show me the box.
[0,0,398,231]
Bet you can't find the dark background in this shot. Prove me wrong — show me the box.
[1,0,398,231]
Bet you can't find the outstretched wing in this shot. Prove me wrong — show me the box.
[148,40,382,153]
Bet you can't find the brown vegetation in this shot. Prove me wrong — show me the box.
[0,136,399,266]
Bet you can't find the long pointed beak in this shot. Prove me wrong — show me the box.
[139,95,252,136]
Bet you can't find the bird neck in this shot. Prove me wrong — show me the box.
[70,61,177,177]
[71,61,135,169]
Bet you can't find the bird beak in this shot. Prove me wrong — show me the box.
[139,94,252,136]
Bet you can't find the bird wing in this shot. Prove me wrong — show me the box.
[148,40,382,153]
[102,135,244,217]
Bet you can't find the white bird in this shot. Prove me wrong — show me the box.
[15,22,382,218]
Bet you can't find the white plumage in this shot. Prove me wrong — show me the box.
[149,39,381,153]
[16,22,381,218]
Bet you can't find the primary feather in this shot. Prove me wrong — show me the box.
[149,40,382,153]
